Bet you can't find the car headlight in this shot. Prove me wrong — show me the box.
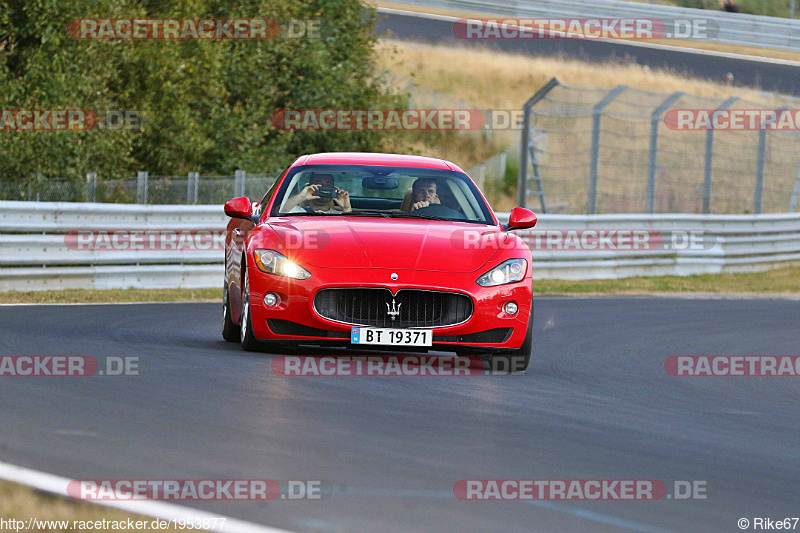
[253,250,311,280]
[476,259,527,287]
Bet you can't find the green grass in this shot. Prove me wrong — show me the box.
[1,267,799,304]
[0,288,219,304]
[674,0,798,18]
[532,266,800,294]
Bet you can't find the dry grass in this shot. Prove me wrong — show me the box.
[0,480,184,532]
[373,1,800,62]
[377,40,800,214]
[377,39,790,109]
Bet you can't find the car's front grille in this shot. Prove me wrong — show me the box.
[267,319,349,338]
[314,288,473,328]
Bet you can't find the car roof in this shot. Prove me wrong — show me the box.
[291,152,464,172]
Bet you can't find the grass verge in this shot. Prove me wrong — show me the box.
[0,288,219,304]
[1,267,799,304]
[377,39,799,214]
[532,266,800,294]
[0,480,183,532]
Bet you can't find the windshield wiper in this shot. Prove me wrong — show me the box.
[276,212,330,216]
[387,212,450,221]
[346,210,391,218]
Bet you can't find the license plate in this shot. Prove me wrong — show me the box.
[351,327,432,347]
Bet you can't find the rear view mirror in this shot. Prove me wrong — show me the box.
[362,176,399,190]
[504,207,537,231]
[224,197,253,220]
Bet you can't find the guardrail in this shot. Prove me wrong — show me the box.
[1,201,799,290]
[386,0,800,51]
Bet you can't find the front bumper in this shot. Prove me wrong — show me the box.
[246,265,532,351]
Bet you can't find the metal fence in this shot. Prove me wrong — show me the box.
[0,171,279,205]
[518,78,800,215]
[381,0,800,51]
[2,201,799,290]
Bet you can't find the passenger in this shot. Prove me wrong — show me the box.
[284,173,352,214]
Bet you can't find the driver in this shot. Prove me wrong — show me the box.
[408,178,440,212]
[283,173,352,214]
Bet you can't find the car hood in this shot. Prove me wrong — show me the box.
[267,217,506,272]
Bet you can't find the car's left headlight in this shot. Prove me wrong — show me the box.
[253,249,311,280]
[476,258,527,287]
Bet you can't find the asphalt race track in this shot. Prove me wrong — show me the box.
[1,298,799,532]
[377,10,800,97]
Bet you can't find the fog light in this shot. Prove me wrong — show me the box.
[504,302,518,315]
[264,293,279,307]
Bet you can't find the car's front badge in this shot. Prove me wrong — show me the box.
[391,273,398,280]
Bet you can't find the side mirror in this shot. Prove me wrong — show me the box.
[224,197,253,220]
[503,207,537,231]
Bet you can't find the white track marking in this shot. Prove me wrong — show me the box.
[0,461,296,533]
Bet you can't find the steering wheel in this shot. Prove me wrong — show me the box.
[412,203,466,220]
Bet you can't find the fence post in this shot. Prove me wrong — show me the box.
[136,171,148,204]
[518,77,560,210]
[703,97,738,214]
[85,173,97,202]
[588,85,627,215]
[235,170,246,197]
[187,172,199,204]
[790,166,800,212]
[476,163,486,190]
[458,99,466,136]
[646,91,684,213]
[754,108,787,214]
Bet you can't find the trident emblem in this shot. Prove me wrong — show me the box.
[386,298,401,321]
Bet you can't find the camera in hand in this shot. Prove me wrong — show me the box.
[316,186,338,198]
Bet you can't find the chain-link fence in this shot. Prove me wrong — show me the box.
[519,78,800,214]
[0,171,280,204]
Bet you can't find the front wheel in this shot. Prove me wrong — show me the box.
[222,284,240,342]
[490,304,533,372]
[240,262,260,351]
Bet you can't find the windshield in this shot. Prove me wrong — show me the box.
[269,164,495,225]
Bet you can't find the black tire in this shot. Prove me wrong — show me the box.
[240,261,260,351]
[490,303,533,373]
[222,284,240,342]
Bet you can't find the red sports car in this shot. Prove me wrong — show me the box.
[222,152,537,371]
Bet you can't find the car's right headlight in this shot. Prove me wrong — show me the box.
[253,250,311,280]
[476,258,527,287]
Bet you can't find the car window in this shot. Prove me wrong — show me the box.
[270,165,495,225]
